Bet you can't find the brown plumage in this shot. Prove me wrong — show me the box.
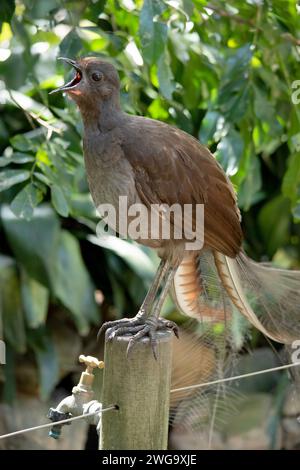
[121,117,242,258]
[52,57,300,356]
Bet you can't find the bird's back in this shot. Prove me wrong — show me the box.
[119,114,243,258]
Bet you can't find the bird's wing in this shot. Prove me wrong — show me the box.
[121,117,242,257]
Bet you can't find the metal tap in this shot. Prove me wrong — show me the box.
[48,355,104,439]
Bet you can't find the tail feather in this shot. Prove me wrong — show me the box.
[172,253,229,323]
[170,249,300,449]
[172,255,201,317]
[216,251,300,344]
[172,250,300,345]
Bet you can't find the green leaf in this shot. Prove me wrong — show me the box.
[292,200,300,221]
[148,98,169,120]
[258,196,290,257]
[21,269,49,329]
[238,156,262,211]
[0,0,15,24]
[51,184,69,217]
[53,231,99,334]
[253,87,276,123]
[139,0,168,64]
[28,329,59,400]
[0,152,34,167]
[108,274,127,318]
[282,152,300,205]
[219,83,251,123]
[34,172,52,186]
[10,134,36,152]
[216,128,244,176]
[2,345,16,404]
[1,204,60,287]
[59,28,83,59]
[11,184,44,220]
[157,51,175,100]
[69,193,97,219]
[217,45,252,122]
[1,207,96,333]
[199,111,223,145]
[0,169,30,192]
[290,133,300,153]
[88,234,155,280]
[0,255,26,353]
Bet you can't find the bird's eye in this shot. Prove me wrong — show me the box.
[91,72,103,82]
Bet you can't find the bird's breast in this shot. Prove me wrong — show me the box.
[83,135,139,240]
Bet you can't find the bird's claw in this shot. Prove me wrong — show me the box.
[97,316,144,341]
[126,317,179,359]
[98,316,178,360]
[107,323,144,341]
[159,318,179,339]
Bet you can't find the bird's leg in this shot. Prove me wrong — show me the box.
[126,266,178,359]
[98,259,169,340]
[136,259,171,320]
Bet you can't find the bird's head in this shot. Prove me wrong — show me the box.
[50,57,120,108]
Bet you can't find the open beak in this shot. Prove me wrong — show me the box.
[49,57,82,94]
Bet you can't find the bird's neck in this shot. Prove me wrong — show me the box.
[80,95,122,134]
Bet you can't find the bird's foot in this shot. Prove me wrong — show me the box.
[97,313,146,341]
[126,317,179,359]
[98,315,178,360]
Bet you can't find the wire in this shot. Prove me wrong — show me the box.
[0,405,117,440]
[170,361,300,394]
[1,362,300,440]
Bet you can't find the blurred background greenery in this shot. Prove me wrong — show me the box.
[0,0,300,449]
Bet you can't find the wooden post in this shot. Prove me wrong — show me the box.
[99,329,173,450]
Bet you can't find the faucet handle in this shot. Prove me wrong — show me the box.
[79,355,104,373]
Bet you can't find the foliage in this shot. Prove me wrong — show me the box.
[0,0,300,402]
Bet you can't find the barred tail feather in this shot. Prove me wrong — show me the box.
[170,249,300,449]
[214,251,300,344]
[172,252,229,324]
[172,250,300,344]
